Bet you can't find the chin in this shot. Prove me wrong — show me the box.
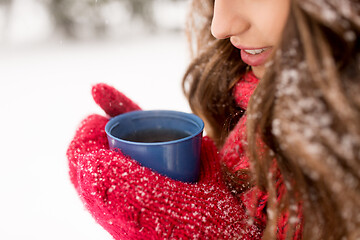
[251,66,265,79]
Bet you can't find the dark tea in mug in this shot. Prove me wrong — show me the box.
[119,128,191,143]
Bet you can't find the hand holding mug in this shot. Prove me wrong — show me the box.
[67,83,261,239]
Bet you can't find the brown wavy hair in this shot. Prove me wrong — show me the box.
[182,0,247,146]
[183,0,360,239]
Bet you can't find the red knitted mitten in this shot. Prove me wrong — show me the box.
[67,84,262,239]
[92,83,141,117]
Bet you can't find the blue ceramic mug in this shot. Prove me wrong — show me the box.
[105,110,204,183]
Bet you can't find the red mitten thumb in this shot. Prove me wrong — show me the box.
[92,83,141,117]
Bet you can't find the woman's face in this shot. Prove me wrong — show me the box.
[211,0,290,79]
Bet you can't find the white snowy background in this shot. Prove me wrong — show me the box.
[0,0,191,239]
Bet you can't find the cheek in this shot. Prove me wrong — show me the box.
[257,0,290,45]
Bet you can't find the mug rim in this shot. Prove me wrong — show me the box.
[105,110,204,146]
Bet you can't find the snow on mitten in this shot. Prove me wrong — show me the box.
[68,83,140,189]
[67,83,262,239]
[68,115,261,239]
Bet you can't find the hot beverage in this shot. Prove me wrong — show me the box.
[106,110,204,182]
[117,128,190,143]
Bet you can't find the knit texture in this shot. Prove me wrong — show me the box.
[68,73,303,239]
[67,83,262,239]
[220,72,268,227]
[92,83,141,117]
[221,72,302,239]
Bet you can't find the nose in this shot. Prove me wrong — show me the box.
[211,0,250,39]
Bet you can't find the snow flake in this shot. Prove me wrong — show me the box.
[289,216,299,224]
[289,204,298,212]
[107,185,116,193]
[267,209,274,220]
[272,118,281,136]
[344,31,356,42]
[322,7,338,22]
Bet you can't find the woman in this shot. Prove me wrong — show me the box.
[67,0,360,239]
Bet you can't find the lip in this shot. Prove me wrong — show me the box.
[230,42,273,67]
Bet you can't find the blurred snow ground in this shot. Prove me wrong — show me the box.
[0,0,191,239]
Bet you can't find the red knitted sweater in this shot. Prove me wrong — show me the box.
[67,72,302,239]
